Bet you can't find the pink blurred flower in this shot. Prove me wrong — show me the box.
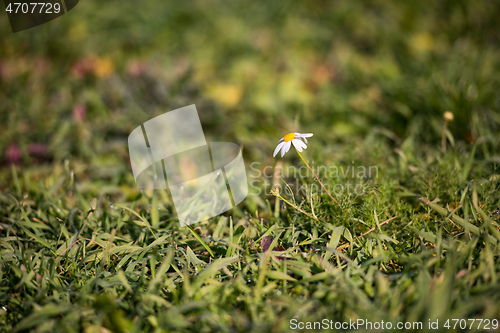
[72,104,86,123]
[5,143,21,164]
[70,57,94,79]
[127,60,147,77]
[27,143,47,156]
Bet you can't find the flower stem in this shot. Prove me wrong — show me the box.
[276,193,321,224]
[294,147,340,207]
[441,122,448,153]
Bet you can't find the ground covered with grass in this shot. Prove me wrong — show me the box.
[1,0,500,332]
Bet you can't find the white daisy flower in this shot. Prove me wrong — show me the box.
[273,132,313,157]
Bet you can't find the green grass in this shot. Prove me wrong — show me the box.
[1,0,500,332]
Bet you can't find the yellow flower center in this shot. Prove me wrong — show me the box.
[284,133,296,142]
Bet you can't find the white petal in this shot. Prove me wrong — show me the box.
[294,139,307,151]
[295,133,313,138]
[292,139,303,152]
[277,137,284,144]
[282,141,291,157]
[301,137,308,143]
[273,141,285,157]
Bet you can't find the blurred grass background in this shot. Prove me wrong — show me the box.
[1,0,499,168]
[1,0,500,332]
